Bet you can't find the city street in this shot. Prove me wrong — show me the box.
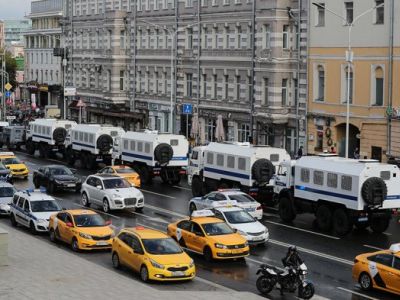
[1,151,398,300]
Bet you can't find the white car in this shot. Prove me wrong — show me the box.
[213,206,269,245]
[9,189,62,233]
[189,189,263,219]
[0,182,16,216]
[81,174,144,213]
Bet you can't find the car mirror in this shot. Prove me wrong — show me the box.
[66,222,73,227]
[96,185,102,190]
[233,228,238,233]
[105,220,112,226]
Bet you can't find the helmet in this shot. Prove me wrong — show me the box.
[289,246,297,252]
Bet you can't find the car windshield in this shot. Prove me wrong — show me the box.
[103,178,131,189]
[74,214,106,227]
[224,210,255,224]
[142,238,183,255]
[115,167,135,174]
[31,200,61,212]
[228,194,255,203]
[0,187,16,198]
[49,167,73,176]
[2,157,21,165]
[202,222,234,236]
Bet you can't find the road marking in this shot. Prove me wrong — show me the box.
[270,239,353,265]
[128,211,168,224]
[337,287,379,300]
[141,189,176,199]
[173,185,192,191]
[363,244,384,251]
[264,220,340,240]
[144,204,186,218]
[71,203,121,219]
[383,232,392,236]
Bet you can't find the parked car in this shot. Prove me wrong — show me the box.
[81,174,144,213]
[0,162,12,183]
[98,165,141,187]
[0,152,29,179]
[33,165,81,193]
[0,182,16,216]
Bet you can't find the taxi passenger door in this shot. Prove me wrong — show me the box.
[392,256,400,293]
[371,254,396,291]
[130,235,145,272]
[63,213,75,243]
[55,212,69,242]
[189,222,206,253]
[116,233,135,270]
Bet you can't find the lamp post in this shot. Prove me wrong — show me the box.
[312,2,384,159]
[0,69,9,121]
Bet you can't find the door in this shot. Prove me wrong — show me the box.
[391,256,400,293]
[118,233,136,270]
[91,178,104,204]
[63,213,75,243]
[204,192,217,208]
[189,222,206,253]
[53,212,67,241]
[15,197,27,226]
[85,177,97,201]
[371,146,382,162]
[36,167,45,186]
[176,220,191,246]
[130,235,145,272]
[372,254,395,290]
[22,199,31,227]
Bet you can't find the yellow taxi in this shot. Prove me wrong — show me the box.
[112,226,195,282]
[0,152,29,179]
[48,209,114,251]
[167,210,249,261]
[352,243,400,296]
[98,165,141,187]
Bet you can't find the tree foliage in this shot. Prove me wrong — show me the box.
[0,49,18,91]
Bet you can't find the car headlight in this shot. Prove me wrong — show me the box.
[189,259,195,268]
[79,232,92,239]
[55,180,62,184]
[215,243,228,249]
[244,241,249,247]
[150,259,165,269]
[237,230,247,236]
[112,194,121,199]
[37,219,47,223]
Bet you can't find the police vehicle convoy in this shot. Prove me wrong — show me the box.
[25,119,77,158]
[112,130,188,184]
[65,124,125,169]
[187,142,290,204]
[272,155,400,235]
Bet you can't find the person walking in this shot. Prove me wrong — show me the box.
[353,147,360,159]
[297,146,303,159]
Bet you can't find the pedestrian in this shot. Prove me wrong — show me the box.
[297,146,303,159]
[353,147,360,159]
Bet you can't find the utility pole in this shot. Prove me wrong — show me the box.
[249,0,256,144]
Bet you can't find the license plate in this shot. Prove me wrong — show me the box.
[67,184,75,187]
[171,271,185,277]
[358,217,368,222]
[245,208,255,212]
[96,241,108,246]
[253,236,264,241]
[231,249,242,254]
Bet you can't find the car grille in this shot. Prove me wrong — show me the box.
[247,231,264,236]
[124,198,137,206]
[91,235,111,241]
[167,266,188,272]
[217,251,249,257]
[226,244,247,249]
[14,169,25,172]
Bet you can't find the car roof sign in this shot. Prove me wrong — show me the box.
[389,243,400,253]
[191,209,214,218]
[210,200,237,208]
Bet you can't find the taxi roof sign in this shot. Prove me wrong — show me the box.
[210,200,238,208]
[0,152,15,156]
[191,209,214,218]
[389,243,400,253]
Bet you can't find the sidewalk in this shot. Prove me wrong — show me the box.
[0,224,264,300]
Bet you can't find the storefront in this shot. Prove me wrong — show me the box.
[135,101,170,133]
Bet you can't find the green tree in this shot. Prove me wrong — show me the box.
[0,49,18,91]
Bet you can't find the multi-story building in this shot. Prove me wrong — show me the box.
[307,0,399,161]
[0,21,4,49]
[63,0,307,154]
[23,0,63,111]
[4,20,31,46]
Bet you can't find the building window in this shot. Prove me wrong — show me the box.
[282,25,289,49]
[345,2,354,24]
[205,119,215,142]
[238,123,250,142]
[375,0,384,24]
[120,30,125,49]
[119,71,125,91]
[108,70,112,91]
[213,74,218,99]
[281,79,288,106]
[186,28,193,49]
[316,3,325,26]
[293,78,298,106]
[186,73,193,97]
[224,75,229,99]
[202,74,207,98]
[235,75,240,100]
[316,125,323,151]
[154,0,159,9]
[317,66,325,101]
[262,78,269,106]
[344,67,353,104]
[374,66,384,106]
[154,72,159,94]
[263,24,270,49]
[186,0,193,7]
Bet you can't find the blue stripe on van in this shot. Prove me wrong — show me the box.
[204,167,250,180]
[171,156,188,161]
[72,142,95,149]
[295,185,358,201]
[33,134,51,140]
[122,152,152,161]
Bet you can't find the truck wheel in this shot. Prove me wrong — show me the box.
[361,177,387,206]
[38,144,47,158]
[332,208,352,236]
[66,147,74,166]
[139,166,151,184]
[160,172,168,184]
[86,154,96,170]
[370,217,390,233]
[252,159,275,184]
[171,175,181,185]
[26,139,35,155]
[278,196,296,222]
[316,205,332,232]
[192,177,204,197]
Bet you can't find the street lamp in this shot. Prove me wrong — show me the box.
[0,49,7,121]
[139,20,200,134]
[312,2,384,159]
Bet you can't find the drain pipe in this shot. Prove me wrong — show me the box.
[387,0,394,158]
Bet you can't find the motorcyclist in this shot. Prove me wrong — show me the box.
[282,246,303,268]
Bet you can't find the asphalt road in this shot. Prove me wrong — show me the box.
[3,150,400,300]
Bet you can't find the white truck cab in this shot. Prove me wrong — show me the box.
[273,155,400,235]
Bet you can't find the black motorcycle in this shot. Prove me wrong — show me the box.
[256,262,315,299]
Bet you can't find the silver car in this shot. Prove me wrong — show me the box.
[0,182,16,216]
[81,174,144,213]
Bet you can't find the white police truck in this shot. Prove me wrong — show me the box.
[65,124,125,169]
[273,155,400,235]
[188,142,291,204]
[113,130,188,184]
[25,119,77,158]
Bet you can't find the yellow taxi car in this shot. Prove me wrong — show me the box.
[49,209,114,251]
[111,226,195,282]
[167,210,249,261]
[98,165,141,187]
[352,243,400,296]
[0,152,29,179]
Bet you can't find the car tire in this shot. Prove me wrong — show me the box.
[29,221,37,235]
[103,199,110,213]
[359,272,373,291]
[191,176,204,197]
[370,217,390,234]
[10,214,17,227]
[112,252,121,269]
[48,182,55,194]
[278,196,296,222]
[140,265,149,282]
[33,177,40,189]
[316,205,332,232]
[81,193,90,207]
[203,246,213,262]
[49,229,57,243]
[332,208,352,236]
[189,203,197,215]
[71,238,80,252]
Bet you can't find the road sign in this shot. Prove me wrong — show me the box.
[4,83,12,91]
[182,103,193,115]
[5,91,11,98]
[64,87,77,96]
[6,116,16,120]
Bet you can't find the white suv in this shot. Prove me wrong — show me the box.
[81,174,144,213]
[10,189,62,233]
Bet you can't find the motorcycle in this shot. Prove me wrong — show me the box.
[256,262,315,299]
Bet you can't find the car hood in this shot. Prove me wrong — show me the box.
[32,211,59,220]
[7,164,27,170]
[148,252,192,265]
[229,221,266,233]
[208,233,247,246]
[0,197,13,205]
[106,188,143,198]
[53,175,77,181]
[75,226,114,236]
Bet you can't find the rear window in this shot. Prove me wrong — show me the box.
[228,193,255,203]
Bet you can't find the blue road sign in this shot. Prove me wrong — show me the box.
[182,103,193,115]
[5,91,11,98]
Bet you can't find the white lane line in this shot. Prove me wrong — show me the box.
[71,203,121,219]
[363,244,384,251]
[128,211,168,224]
[264,220,340,240]
[141,189,176,199]
[173,185,192,191]
[270,239,353,266]
[383,232,392,236]
[337,287,379,300]
[144,203,186,218]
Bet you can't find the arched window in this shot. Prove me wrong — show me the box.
[374,67,383,106]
